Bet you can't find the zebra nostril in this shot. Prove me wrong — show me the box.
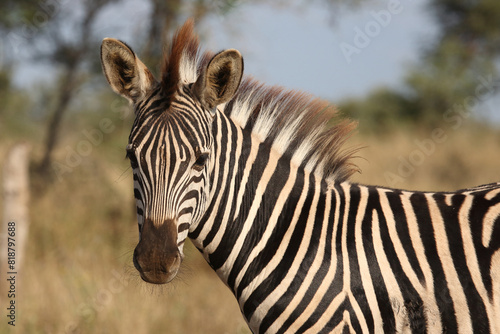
[132,247,144,272]
[137,254,181,284]
[133,237,182,284]
[171,252,182,268]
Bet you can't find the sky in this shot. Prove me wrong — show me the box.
[204,0,437,101]
[10,0,437,101]
[8,0,500,122]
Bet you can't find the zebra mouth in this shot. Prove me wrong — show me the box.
[132,218,182,284]
[138,267,179,284]
[133,251,182,284]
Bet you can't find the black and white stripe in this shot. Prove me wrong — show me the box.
[101,20,500,333]
[128,85,214,249]
[184,96,500,332]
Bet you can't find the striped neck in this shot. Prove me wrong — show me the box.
[188,107,329,298]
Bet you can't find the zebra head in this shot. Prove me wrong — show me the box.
[100,24,243,284]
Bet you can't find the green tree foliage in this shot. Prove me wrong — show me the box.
[404,37,497,126]
[0,0,41,29]
[0,0,369,183]
[341,0,500,129]
[340,87,418,132]
[406,0,500,125]
[432,0,500,57]
[0,0,120,180]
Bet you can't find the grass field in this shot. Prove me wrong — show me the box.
[0,118,499,333]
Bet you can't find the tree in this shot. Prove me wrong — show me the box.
[405,0,500,125]
[431,0,500,57]
[340,0,500,128]
[0,0,220,181]
[0,0,119,179]
[1,0,371,184]
[340,87,418,132]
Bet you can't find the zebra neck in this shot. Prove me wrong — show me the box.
[189,112,332,297]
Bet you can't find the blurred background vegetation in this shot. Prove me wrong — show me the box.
[0,0,499,333]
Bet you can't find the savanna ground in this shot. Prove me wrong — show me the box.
[0,103,499,333]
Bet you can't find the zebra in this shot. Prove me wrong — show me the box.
[100,19,500,333]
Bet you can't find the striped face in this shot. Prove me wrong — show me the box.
[128,91,214,283]
[101,32,243,284]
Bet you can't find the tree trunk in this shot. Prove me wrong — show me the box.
[1,143,30,274]
[36,67,78,179]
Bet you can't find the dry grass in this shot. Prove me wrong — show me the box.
[0,142,250,334]
[350,123,500,191]
[0,121,499,333]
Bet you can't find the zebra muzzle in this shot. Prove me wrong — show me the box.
[133,218,182,284]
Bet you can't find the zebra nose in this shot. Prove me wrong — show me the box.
[133,218,181,284]
[133,248,181,284]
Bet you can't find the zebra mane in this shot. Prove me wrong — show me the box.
[161,18,212,102]
[226,79,359,181]
[163,19,359,182]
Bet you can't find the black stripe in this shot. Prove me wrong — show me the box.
[189,114,233,240]
[318,300,352,334]
[469,194,497,299]
[376,191,425,332]
[343,184,375,332]
[387,190,426,284]
[261,175,327,333]
[199,118,239,246]
[411,192,458,333]
[363,188,396,332]
[243,172,314,322]
[230,155,293,296]
[207,141,272,270]
[434,193,490,333]
[277,181,333,334]
[296,183,345,332]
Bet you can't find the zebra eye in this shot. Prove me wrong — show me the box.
[193,152,209,171]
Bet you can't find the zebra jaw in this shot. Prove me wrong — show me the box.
[133,219,183,284]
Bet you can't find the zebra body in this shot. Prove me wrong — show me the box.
[192,102,500,333]
[101,19,500,333]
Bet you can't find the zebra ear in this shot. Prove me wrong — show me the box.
[101,38,157,104]
[194,49,243,110]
